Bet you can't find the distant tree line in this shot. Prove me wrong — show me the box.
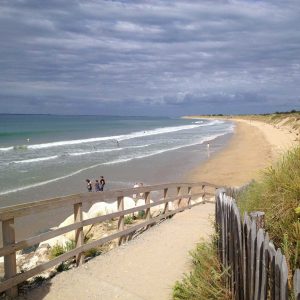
[260,109,299,116]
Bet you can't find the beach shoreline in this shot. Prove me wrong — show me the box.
[185,118,298,187]
[1,117,297,245]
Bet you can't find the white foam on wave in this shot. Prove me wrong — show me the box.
[11,124,201,150]
[102,132,228,166]
[0,119,226,152]
[11,155,58,164]
[0,130,232,196]
[69,144,149,157]
[70,148,122,156]
[0,146,14,152]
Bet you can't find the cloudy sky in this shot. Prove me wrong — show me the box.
[0,0,299,116]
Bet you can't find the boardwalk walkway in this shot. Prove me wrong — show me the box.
[19,203,214,300]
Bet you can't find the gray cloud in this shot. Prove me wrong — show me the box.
[0,0,299,116]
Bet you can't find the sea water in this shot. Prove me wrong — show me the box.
[0,115,234,206]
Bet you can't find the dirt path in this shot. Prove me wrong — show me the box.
[20,203,215,300]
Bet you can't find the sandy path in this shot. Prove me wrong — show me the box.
[18,120,297,300]
[19,203,215,300]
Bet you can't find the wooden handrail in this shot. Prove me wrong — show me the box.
[0,201,206,294]
[0,191,214,257]
[0,182,218,221]
[0,182,218,296]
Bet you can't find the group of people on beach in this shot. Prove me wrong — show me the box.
[86,176,105,192]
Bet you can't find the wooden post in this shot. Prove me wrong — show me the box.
[74,203,84,266]
[145,192,151,221]
[250,211,265,231]
[163,188,169,214]
[117,196,124,245]
[177,186,182,209]
[187,186,192,207]
[202,184,206,203]
[2,218,18,298]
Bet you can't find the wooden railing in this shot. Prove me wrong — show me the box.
[216,189,300,299]
[0,182,218,297]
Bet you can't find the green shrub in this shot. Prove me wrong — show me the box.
[32,276,45,285]
[238,146,300,273]
[173,238,231,300]
[84,247,101,258]
[137,210,145,219]
[50,244,65,258]
[124,215,134,224]
[64,240,76,252]
[56,263,69,272]
[50,240,76,258]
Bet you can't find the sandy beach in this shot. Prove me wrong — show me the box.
[16,117,299,300]
[186,118,298,187]
[3,115,297,300]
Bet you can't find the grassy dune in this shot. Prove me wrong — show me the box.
[238,146,300,283]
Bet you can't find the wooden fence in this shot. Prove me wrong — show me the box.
[0,182,217,297]
[216,189,300,299]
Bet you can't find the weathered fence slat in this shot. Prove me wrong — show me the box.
[216,190,298,300]
[294,269,300,300]
[260,232,269,300]
[275,249,283,300]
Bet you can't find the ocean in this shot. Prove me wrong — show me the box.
[0,115,234,207]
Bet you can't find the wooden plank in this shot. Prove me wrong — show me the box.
[294,269,300,300]
[269,242,276,300]
[187,187,192,207]
[74,203,84,266]
[234,204,243,300]
[0,190,210,224]
[250,220,257,300]
[0,192,208,257]
[280,256,288,300]
[0,182,219,220]
[163,188,169,214]
[117,196,124,245]
[249,211,265,231]
[260,232,269,300]
[0,201,201,293]
[2,218,18,298]
[202,184,206,203]
[177,186,182,207]
[243,213,251,300]
[254,228,264,300]
[275,248,283,300]
[145,192,151,222]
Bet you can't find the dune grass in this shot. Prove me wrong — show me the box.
[172,237,231,300]
[238,146,300,275]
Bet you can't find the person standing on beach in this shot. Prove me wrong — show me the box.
[95,180,100,192]
[100,176,106,191]
[207,142,210,157]
[86,179,92,192]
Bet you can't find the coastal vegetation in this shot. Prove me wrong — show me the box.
[238,146,300,282]
[173,145,300,297]
[185,110,300,135]
[173,238,231,300]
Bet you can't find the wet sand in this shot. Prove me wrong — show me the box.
[186,119,297,187]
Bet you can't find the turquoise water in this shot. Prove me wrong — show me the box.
[0,115,234,201]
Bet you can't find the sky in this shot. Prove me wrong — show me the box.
[0,0,300,117]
